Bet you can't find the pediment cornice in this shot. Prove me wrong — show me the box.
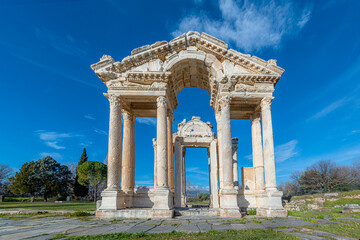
[91,31,284,84]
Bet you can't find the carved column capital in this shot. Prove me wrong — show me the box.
[219,95,231,109]
[167,111,174,121]
[156,96,167,108]
[250,112,261,122]
[260,97,274,110]
[106,93,121,107]
[122,109,134,121]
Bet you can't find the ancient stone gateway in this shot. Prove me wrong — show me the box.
[91,31,287,218]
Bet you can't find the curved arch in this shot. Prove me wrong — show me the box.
[163,49,224,96]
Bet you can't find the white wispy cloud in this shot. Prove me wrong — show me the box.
[94,128,107,135]
[0,40,100,89]
[35,28,91,63]
[136,118,157,126]
[275,139,299,163]
[186,167,208,175]
[13,53,100,89]
[307,97,351,121]
[135,180,154,186]
[35,130,80,150]
[37,131,72,141]
[172,0,312,52]
[84,114,96,120]
[39,152,63,161]
[45,141,65,150]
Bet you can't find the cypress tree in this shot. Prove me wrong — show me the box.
[74,148,89,198]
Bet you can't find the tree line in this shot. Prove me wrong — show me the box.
[0,148,107,202]
[279,159,360,196]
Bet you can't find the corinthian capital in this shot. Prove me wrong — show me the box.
[219,95,231,109]
[156,96,167,108]
[250,112,261,122]
[260,97,274,110]
[106,93,121,107]
[122,109,134,121]
[167,111,174,121]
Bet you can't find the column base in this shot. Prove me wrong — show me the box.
[181,193,187,207]
[123,190,134,208]
[256,189,287,217]
[152,188,174,210]
[98,189,125,210]
[219,188,241,217]
[151,209,174,218]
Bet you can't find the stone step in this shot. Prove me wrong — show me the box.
[174,208,220,217]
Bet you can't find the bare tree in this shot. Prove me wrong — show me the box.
[279,181,298,196]
[0,164,12,183]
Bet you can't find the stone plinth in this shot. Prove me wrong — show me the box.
[219,188,242,217]
[98,190,125,210]
[256,190,287,217]
[152,189,174,218]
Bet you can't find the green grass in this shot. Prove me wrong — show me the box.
[0,201,96,211]
[307,221,360,239]
[63,229,299,239]
[247,209,257,215]
[323,198,360,207]
[338,190,360,197]
[287,208,345,219]
[186,201,209,205]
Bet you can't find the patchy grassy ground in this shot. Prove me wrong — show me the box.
[63,229,298,240]
[0,201,96,211]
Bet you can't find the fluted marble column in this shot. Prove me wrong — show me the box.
[153,138,157,189]
[167,113,174,191]
[209,140,219,208]
[121,110,135,192]
[152,96,173,216]
[232,138,239,187]
[99,94,124,210]
[251,112,265,191]
[174,140,182,207]
[181,148,186,206]
[215,112,223,189]
[219,96,234,189]
[106,94,122,191]
[156,96,168,189]
[261,97,277,191]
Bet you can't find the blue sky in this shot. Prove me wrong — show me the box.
[1,0,359,189]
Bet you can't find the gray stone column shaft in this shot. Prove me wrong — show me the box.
[131,117,135,189]
[215,112,223,189]
[167,114,174,191]
[219,96,234,189]
[181,149,186,206]
[156,96,168,189]
[153,139,157,189]
[210,140,219,208]
[107,95,122,190]
[174,141,182,207]
[232,141,239,187]
[251,113,265,190]
[121,110,134,192]
[261,97,277,190]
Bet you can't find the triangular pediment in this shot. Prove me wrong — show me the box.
[91,31,284,83]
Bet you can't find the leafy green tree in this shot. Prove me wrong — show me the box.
[9,161,37,202]
[74,148,89,198]
[77,161,107,202]
[32,156,72,202]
